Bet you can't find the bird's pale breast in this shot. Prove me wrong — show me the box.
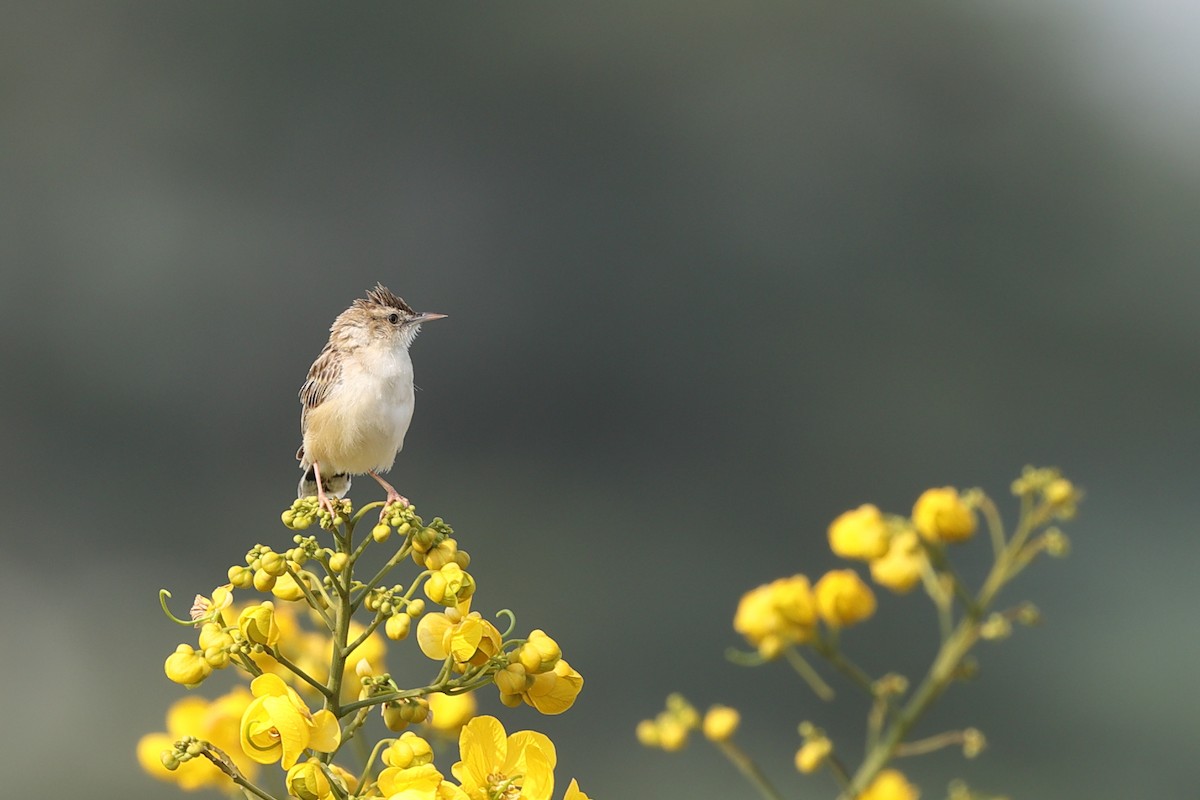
[302,344,415,475]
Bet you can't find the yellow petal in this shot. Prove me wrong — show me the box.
[250,672,290,698]
[455,716,507,789]
[417,613,453,660]
[308,709,342,753]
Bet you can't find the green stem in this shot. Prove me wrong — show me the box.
[350,547,418,615]
[784,647,835,701]
[714,740,785,800]
[266,647,333,699]
[284,562,334,631]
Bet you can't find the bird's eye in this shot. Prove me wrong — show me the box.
[387,313,400,324]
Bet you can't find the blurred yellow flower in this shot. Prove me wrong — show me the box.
[239,673,340,769]
[869,529,925,594]
[427,692,477,735]
[138,688,258,791]
[452,716,556,800]
[912,487,976,544]
[814,569,877,627]
[794,737,832,773]
[733,575,817,658]
[860,768,920,800]
[702,705,740,742]
[828,504,891,560]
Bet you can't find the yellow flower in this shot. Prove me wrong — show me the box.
[424,563,476,608]
[912,487,976,544]
[794,737,832,773]
[376,763,468,800]
[238,601,281,646]
[563,778,592,800]
[239,673,340,769]
[860,768,920,800]
[427,692,477,735]
[814,569,877,627]
[733,575,817,658]
[828,504,891,560]
[189,584,234,623]
[137,688,258,790]
[416,606,502,668]
[452,716,556,800]
[522,658,584,715]
[271,566,312,602]
[286,759,335,800]
[869,529,925,594]
[702,705,740,742]
[164,644,212,687]
[383,732,435,769]
[518,629,562,674]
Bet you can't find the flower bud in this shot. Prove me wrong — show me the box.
[869,530,924,594]
[237,602,280,646]
[913,487,976,543]
[385,614,411,641]
[328,552,348,573]
[252,569,277,592]
[702,705,740,742]
[635,720,660,748]
[382,703,408,732]
[495,663,531,696]
[372,524,392,543]
[814,569,877,627]
[228,565,253,589]
[795,737,832,773]
[860,769,919,800]
[259,551,287,577]
[164,644,212,687]
[406,599,425,617]
[518,629,562,674]
[285,759,332,800]
[828,504,891,560]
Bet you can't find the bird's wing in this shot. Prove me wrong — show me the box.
[299,342,341,432]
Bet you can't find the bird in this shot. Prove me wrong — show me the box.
[296,284,446,517]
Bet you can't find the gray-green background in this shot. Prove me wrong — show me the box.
[2,3,1196,798]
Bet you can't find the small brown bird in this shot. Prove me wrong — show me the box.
[296,284,445,515]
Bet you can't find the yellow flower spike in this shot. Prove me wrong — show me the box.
[869,529,925,594]
[427,692,477,735]
[814,569,877,627]
[285,759,334,800]
[518,629,562,674]
[913,487,976,544]
[239,673,340,769]
[702,705,740,742]
[733,575,818,657]
[860,768,920,800]
[238,602,281,646]
[164,644,212,687]
[829,504,892,560]
[522,658,584,715]
[452,716,557,800]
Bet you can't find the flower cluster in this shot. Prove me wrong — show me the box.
[142,496,590,800]
[640,468,1080,799]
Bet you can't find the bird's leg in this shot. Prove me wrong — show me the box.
[312,461,340,519]
[368,471,409,519]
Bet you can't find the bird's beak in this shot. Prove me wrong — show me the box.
[413,312,448,324]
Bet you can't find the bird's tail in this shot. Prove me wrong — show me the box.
[298,467,352,500]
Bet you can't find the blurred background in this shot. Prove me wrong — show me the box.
[2,3,1197,798]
